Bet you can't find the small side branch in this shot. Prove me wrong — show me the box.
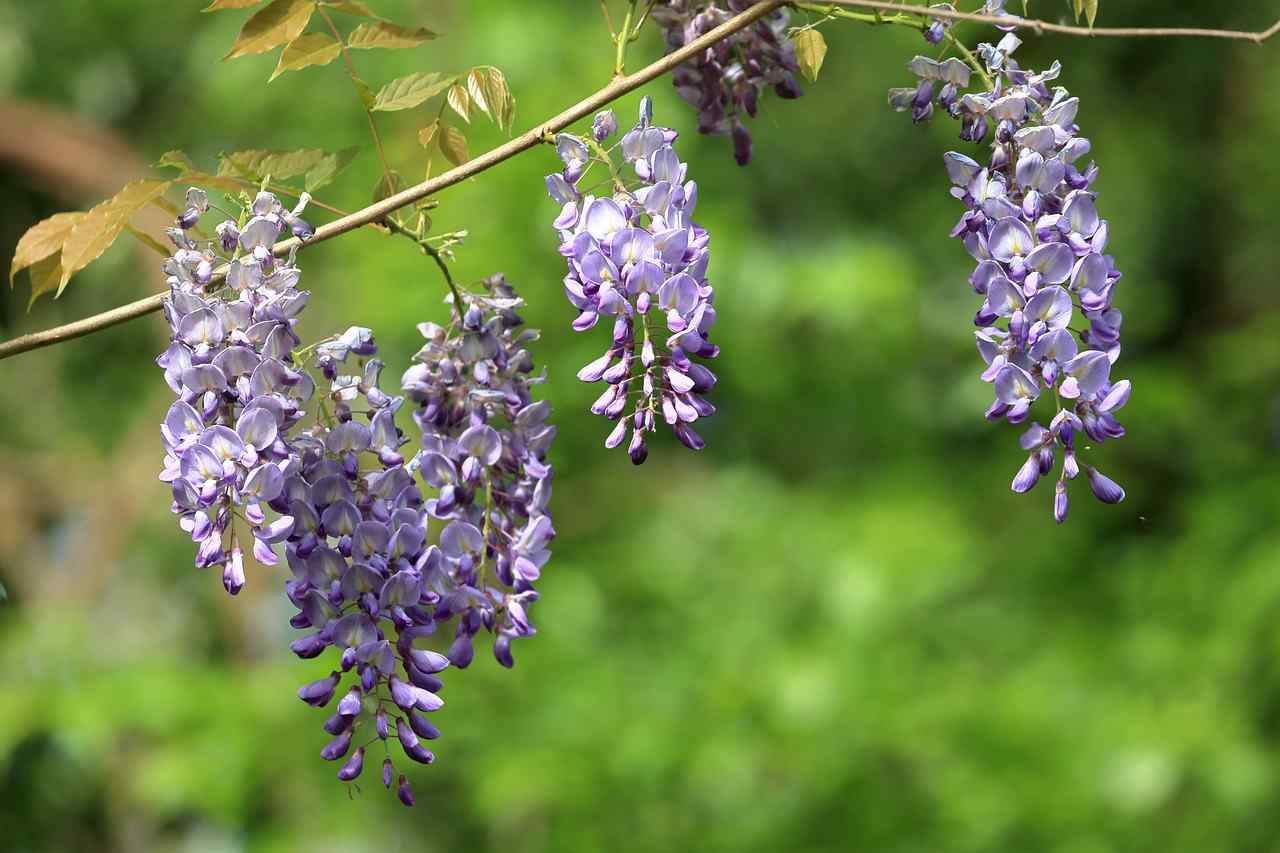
[3,0,1276,362]
[0,0,789,362]
[811,1,1280,43]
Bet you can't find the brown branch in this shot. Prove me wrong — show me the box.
[811,1,1280,42]
[5,0,1278,361]
[0,0,789,362]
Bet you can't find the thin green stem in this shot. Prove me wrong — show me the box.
[380,217,465,317]
[585,137,628,193]
[615,0,637,76]
[944,30,993,89]
[794,2,993,88]
[318,7,397,199]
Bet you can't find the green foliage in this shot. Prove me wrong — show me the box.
[2,1,1280,852]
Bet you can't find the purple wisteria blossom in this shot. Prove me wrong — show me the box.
[276,330,448,806]
[894,36,1130,520]
[649,1,801,165]
[545,99,719,462]
[401,275,555,669]
[157,189,315,593]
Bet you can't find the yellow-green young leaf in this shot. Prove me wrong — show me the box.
[1084,0,1098,27]
[204,0,262,10]
[124,224,172,257]
[10,212,84,286]
[1071,0,1083,19]
[270,32,341,80]
[58,179,171,295]
[224,0,316,60]
[176,170,257,193]
[353,75,376,109]
[155,150,196,172]
[793,29,827,83]
[219,148,327,180]
[446,83,471,123]
[484,66,515,130]
[438,125,468,166]
[417,120,439,149]
[371,171,403,204]
[347,21,437,50]
[25,252,65,308]
[304,147,359,191]
[466,69,490,119]
[370,72,452,111]
[319,0,377,16]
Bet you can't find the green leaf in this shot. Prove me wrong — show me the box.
[793,29,827,84]
[203,0,262,10]
[319,0,377,16]
[10,212,84,286]
[347,20,436,50]
[58,179,172,296]
[218,148,328,180]
[370,72,453,111]
[1084,0,1098,27]
[438,124,468,166]
[446,83,471,123]
[304,147,359,192]
[270,32,341,80]
[417,120,440,149]
[0,580,7,602]
[224,0,316,60]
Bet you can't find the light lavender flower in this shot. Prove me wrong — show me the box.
[157,189,314,592]
[401,275,555,669]
[545,99,719,462]
[896,38,1130,519]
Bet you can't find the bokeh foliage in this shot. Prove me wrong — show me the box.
[2,0,1280,851]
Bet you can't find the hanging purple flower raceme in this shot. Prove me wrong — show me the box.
[278,330,450,807]
[157,188,316,593]
[545,99,719,462]
[894,36,1130,521]
[649,0,801,165]
[401,275,555,670]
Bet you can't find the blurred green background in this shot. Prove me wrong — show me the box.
[2,1,1279,851]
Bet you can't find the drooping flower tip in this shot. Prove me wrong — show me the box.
[1086,466,1125,504]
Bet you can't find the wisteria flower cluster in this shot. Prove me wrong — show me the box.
[157,188,315,594]
[649,0,801,165]
[400,275,556,670]
[894,35,1129,521]
[156,189,557,804]
[545,99,719,463]
[279,335,446,806]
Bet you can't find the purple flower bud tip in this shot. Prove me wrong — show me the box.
[382,758,394,790]
[1086,467,1126,504]
[1053,480,1068,523]
[320,730,352,761]
[338,747,365,782]
[397,774,416,807]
